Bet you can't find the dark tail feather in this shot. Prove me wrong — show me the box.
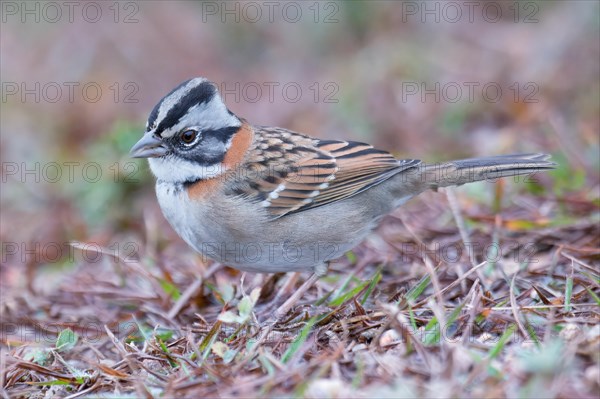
[414,153,556,191]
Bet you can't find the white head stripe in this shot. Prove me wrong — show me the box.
[152,78,208,132]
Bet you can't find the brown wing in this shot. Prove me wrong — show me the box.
[227,127,421,218]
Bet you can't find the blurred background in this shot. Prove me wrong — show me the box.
[1,1,598,288]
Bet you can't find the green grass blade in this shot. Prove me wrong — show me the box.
[328,279,370,307]
[198,320,222,363]
[157,336,178,367]
[408,274,431,301]
[408,305,418,330]
[158,278,181,300]
[402,274,431,307]
[28,380,75,386]
[422,315,440,345]
[281,317,317,364]
[584,286,600,306]
[564,276,573,312]
[361,267,383,305]
[489,324,517,359]
[525,322,541,347]
[422,302,465,346]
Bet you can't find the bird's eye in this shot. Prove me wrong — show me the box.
[180,129,198,145]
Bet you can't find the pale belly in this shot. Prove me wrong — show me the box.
[156,182,366,272]
[154,181,387,273]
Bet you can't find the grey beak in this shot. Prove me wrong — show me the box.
[130,133,168,158]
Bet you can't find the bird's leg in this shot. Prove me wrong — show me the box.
[270,272,321,320]
[259,272,300,316]
[269,262,328,321]
[238,263,328,369]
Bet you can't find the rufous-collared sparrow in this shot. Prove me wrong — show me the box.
[130,77,555,318]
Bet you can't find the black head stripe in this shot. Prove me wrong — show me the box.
[147,79,193,132]
[207,126,239,143]
[149,79,217,135]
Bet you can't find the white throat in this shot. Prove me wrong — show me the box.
[148,155,227,184]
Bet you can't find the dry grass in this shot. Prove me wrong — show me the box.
[2,185,598,398]
[1,2,599,397]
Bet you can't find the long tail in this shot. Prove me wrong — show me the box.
[396,153,556,195]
